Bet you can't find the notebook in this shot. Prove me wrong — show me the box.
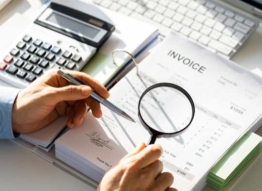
[54,32,262,191]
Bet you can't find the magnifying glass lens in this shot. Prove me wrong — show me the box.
[139,86,193,134]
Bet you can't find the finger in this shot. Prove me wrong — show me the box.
[152,172,174,191]
[43,70,109,101]
[132,144,163,168]
[88,100,102,118]
[72,100,87,126]
[113,143,145,168]
[142,160,163,179]
[50,85,92,103]
[67,108,76,128]
[120,142,146,163]
[54,101,70,116]
[65,71,110,99]
[166,188,178,191]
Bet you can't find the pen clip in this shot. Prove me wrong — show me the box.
[58,70,72,82]
[57,70,93,89]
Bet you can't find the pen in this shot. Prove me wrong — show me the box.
[57,70,135,123]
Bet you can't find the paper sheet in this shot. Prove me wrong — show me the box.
[56,33,262,190]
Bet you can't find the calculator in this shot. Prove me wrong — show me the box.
[0,0,115,88]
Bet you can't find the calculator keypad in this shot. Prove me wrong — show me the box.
[1,34,83,85]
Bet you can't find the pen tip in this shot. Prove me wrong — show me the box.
[123,113,136,123]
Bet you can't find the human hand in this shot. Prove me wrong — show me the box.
[12,70,109,133]
[97,143,177,191]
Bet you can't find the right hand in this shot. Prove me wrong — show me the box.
[12,70,109,133]
[97,143,178,191]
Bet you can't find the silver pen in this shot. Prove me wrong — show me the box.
[57,70,135,123]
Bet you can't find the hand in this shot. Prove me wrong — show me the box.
[97,143,177,191]
[12,70,109,133]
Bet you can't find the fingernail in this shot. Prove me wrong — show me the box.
[79,116,84,124]
[158,144,163,154]
[140,142,146,149]
[67,122,74,128]
[82,86,91,96]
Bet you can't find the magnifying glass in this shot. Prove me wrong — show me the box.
[138,83,195,145]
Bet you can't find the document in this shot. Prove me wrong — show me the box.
[55,33,262,191]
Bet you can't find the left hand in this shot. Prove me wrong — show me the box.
[97,143,177,191]
[12,70,109,133]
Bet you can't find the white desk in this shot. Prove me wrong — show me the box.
[0,1,262,191]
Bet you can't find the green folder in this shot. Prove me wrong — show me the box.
[207,131,262,190]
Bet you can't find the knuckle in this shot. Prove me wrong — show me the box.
[162,172,174,184]
[67,85,75,94]
[151,188,159,191]
[150,145,163,156]
[137,170,152,187]
[45,69,57,77]
[155,160,163,166]
[43,87,56,99]
[121,160,138,173]
[155,160,163,170]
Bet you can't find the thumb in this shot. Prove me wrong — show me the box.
[51,85,92,103]
[121,142,146,161]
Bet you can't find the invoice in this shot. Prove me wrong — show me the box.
[99,33,262,191]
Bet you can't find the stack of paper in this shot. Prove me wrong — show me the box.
[207,132,262,190]
[55,113,129,182]
[19,116,68,151]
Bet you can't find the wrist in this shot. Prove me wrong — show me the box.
[12,92,21,133]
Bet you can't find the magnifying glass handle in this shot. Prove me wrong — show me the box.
[148,135,157,145]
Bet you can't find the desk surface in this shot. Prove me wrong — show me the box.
[0,1,262,191]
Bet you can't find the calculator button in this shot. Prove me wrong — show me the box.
[16,70,27,79]
[65,61,76,70]
[42,42,52,51]
[71,54,82,63]
[33,67,43,76]
[14,60,24,68]
[29,56,40,65]
[39,60,49,68]
[4,55,14,63]
[62,51,72,59]
[22,35,32,43]
[46,53,56,61]
[16,42,26,50]
[56,57,67,66]
[24,63,34,71]
[0,61,8,70]
[6,65,18,74]
[20,53,31,61]
[27,45,37,54]
[10,49,20,57]
[33,39,43,47]
[51,65,62,70]
[26,74,36,82]
[36,49,46,57]
[51,46,61,54]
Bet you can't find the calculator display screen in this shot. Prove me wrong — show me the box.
[47,12,100,39]
[240,0,262,9]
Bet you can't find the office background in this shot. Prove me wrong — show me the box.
[0,0,262,191]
